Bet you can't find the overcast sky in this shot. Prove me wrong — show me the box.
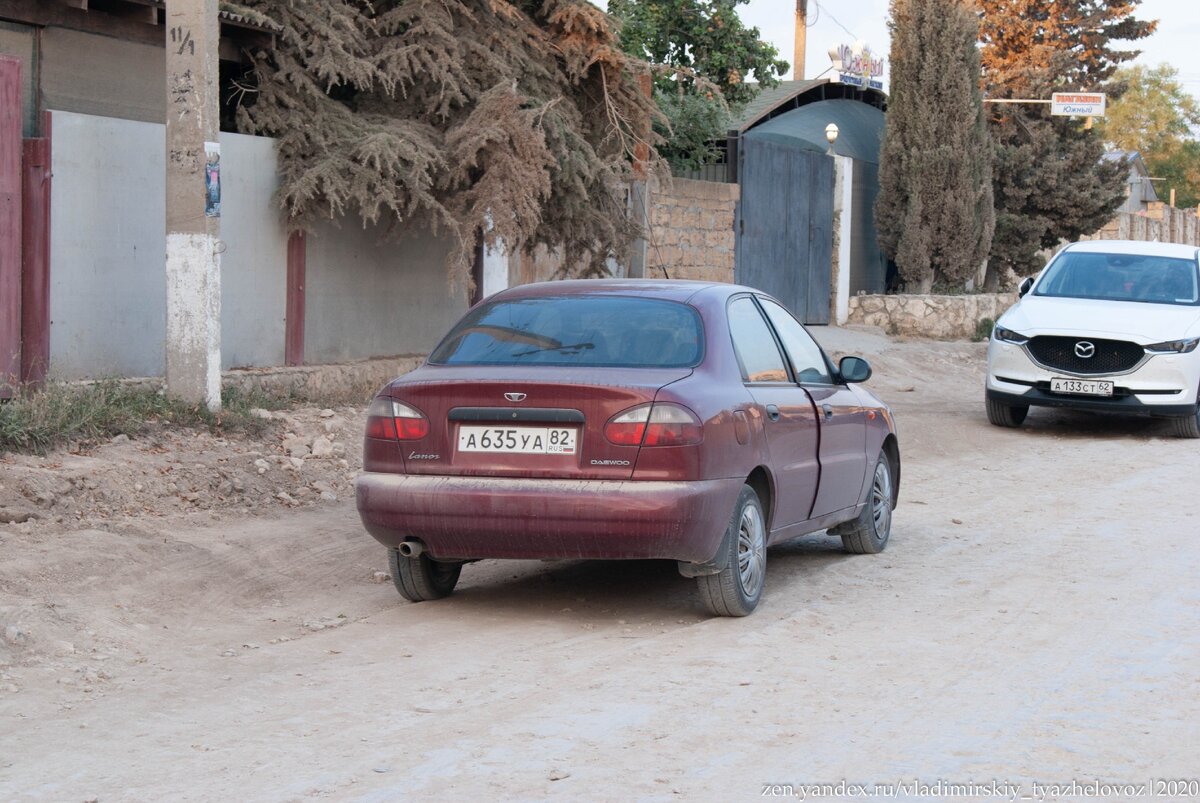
[604,0,1200,97]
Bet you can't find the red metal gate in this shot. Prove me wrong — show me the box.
[0,55,52,396]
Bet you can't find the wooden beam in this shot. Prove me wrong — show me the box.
[65,0,88,8]
[285,230,306,366]
[21,113,51,388]
[1,56,23,397]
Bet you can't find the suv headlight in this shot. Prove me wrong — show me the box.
[1145,337,1200,354]
[993,326,1029,345]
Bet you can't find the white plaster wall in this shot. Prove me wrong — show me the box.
[49,110,470,378]
[49,112,286,378]
[50,111,167,378]
[303,223,468,364]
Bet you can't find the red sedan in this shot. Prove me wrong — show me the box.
[356,280,900,616]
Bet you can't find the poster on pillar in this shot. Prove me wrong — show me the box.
[204,141,221,217]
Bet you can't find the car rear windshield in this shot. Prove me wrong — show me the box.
[429,295,704,367]
[1035,251,1200,306]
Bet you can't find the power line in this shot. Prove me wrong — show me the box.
[813,0,859,41]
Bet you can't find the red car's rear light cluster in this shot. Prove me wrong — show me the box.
[366,397,429,441]
[604,403,702,447]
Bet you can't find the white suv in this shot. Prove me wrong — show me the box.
[986,240,1200,437]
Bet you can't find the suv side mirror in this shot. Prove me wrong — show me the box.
[1018,277,1034,297]
[839,356,872,384]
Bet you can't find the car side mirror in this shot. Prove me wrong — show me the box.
[1018,277,1034,297]
[839,356,872,384]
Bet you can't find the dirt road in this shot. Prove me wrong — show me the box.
[3,328,1199,801]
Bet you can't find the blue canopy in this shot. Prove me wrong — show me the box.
[744,98,886,165]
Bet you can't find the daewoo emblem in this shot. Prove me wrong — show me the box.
[1074,341,1096,359]
[504,392,527,402]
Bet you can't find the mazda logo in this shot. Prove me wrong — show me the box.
[1074,341,1096,359]
[504,392,527,402]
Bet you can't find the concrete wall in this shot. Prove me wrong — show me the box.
[42,28,164,125]
[645,177,739,283]
[49,111,453,379]
[50,111,167,378]
[0,20,35,136]
[304,223,467,363]
[218,133,288,369]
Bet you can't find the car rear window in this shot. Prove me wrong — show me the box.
[1035,251,1200,305]
[429,295,704,367]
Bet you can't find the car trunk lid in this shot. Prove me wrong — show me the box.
[388,365,692,480]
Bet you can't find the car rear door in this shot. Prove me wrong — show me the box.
[726,296,820,530]
[758,298,867,518]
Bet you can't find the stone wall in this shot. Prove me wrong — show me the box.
[847,293,1018,340]
[645,177,739,283]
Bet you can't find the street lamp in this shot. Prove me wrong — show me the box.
[825,122,839,155]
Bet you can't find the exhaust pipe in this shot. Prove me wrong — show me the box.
[397,540,425,558]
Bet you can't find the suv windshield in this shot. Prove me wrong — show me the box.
[429,295,704,367]
[1035,251,1200,306]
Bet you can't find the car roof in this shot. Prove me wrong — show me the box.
[1062,240,1200,260]
[488,278,753,304]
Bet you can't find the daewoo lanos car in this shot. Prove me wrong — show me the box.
[356,280,900,616]
[986,241,1200,437]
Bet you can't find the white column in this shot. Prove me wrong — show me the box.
[481,240,509,299]
[834,155,854,325]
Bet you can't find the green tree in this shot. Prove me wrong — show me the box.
[609,0,789,171]
[235,0,663,286]
[979,0,1155,281]
[1101,64,1200,208]
[875,0,995,291]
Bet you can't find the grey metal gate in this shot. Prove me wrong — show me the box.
[735,137,833,324]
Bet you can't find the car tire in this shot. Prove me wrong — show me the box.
[838,452,895,555]
[697,484,767,617]
[387,547,462,602]
[1172,405,1200,439]
[986,396,1029,427]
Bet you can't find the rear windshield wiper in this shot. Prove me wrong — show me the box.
[512,342,595,357]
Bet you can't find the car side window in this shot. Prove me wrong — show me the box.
[758,298,832,384]
[727,297,789,383]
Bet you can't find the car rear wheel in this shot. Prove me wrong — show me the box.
[986,396,1029,427]
[1172,404,1200,439]
[387,547,462,602]
[697,485,766,617]
[838,452,894,554]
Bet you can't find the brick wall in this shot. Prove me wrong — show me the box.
[645,177,739,283]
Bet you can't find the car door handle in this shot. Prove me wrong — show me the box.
[822,404,833,420]
[766,404,781,422]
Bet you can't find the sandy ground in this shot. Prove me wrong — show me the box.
[2,327,1198,802]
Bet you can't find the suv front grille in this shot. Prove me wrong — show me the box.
[1026,336,1144,375]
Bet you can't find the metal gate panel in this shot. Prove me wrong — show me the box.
[736,137,833,324]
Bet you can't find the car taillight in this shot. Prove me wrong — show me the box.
[365,397,429,440]
[604,403,702,447]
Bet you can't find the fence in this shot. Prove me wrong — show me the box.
[1088,206,1200,247]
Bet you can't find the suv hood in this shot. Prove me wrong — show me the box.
[1001,296,1200,343]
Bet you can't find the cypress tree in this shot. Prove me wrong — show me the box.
[979,0,1155,282]
[875,0,995,292]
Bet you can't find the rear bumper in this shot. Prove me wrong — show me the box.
[355,473,743,563]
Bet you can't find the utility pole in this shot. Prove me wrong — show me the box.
[794,0,808,80]
[164,0,221,411]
